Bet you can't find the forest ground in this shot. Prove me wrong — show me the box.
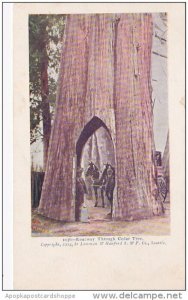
[32,195,170,237]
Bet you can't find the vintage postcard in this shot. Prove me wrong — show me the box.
[12,2,185,291]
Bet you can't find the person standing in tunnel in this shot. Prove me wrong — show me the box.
[75,167,88,221]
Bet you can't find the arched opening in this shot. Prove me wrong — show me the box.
[76,117,112,167]
[75,116,115,222]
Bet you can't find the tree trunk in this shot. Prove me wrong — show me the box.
[91,132,101,170]
[82,136,92,169]
[96,127,115,168]
[39,14,163,221]
[113,14,163,220]
[40,50,51,170]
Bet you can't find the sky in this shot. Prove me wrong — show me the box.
[31,13,168,169]
[152,13,168,153]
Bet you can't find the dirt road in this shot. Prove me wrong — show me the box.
[32,200,170,237]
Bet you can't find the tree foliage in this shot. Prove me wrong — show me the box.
[29,14,66,144]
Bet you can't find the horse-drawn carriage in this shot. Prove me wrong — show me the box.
[85,162,115,214]
[84,150,168,213]
[154,151,168,202]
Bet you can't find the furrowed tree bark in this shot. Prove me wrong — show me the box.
[39,15,90,221]
[113,14,161,220]
[39,14,164,221]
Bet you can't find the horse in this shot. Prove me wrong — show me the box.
[85,162,115,215]
[98,163,115,215]
[85,162,100,206]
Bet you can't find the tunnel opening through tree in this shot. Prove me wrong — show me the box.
[76,117,115,221]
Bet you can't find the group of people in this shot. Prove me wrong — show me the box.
[75,162,115,222]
